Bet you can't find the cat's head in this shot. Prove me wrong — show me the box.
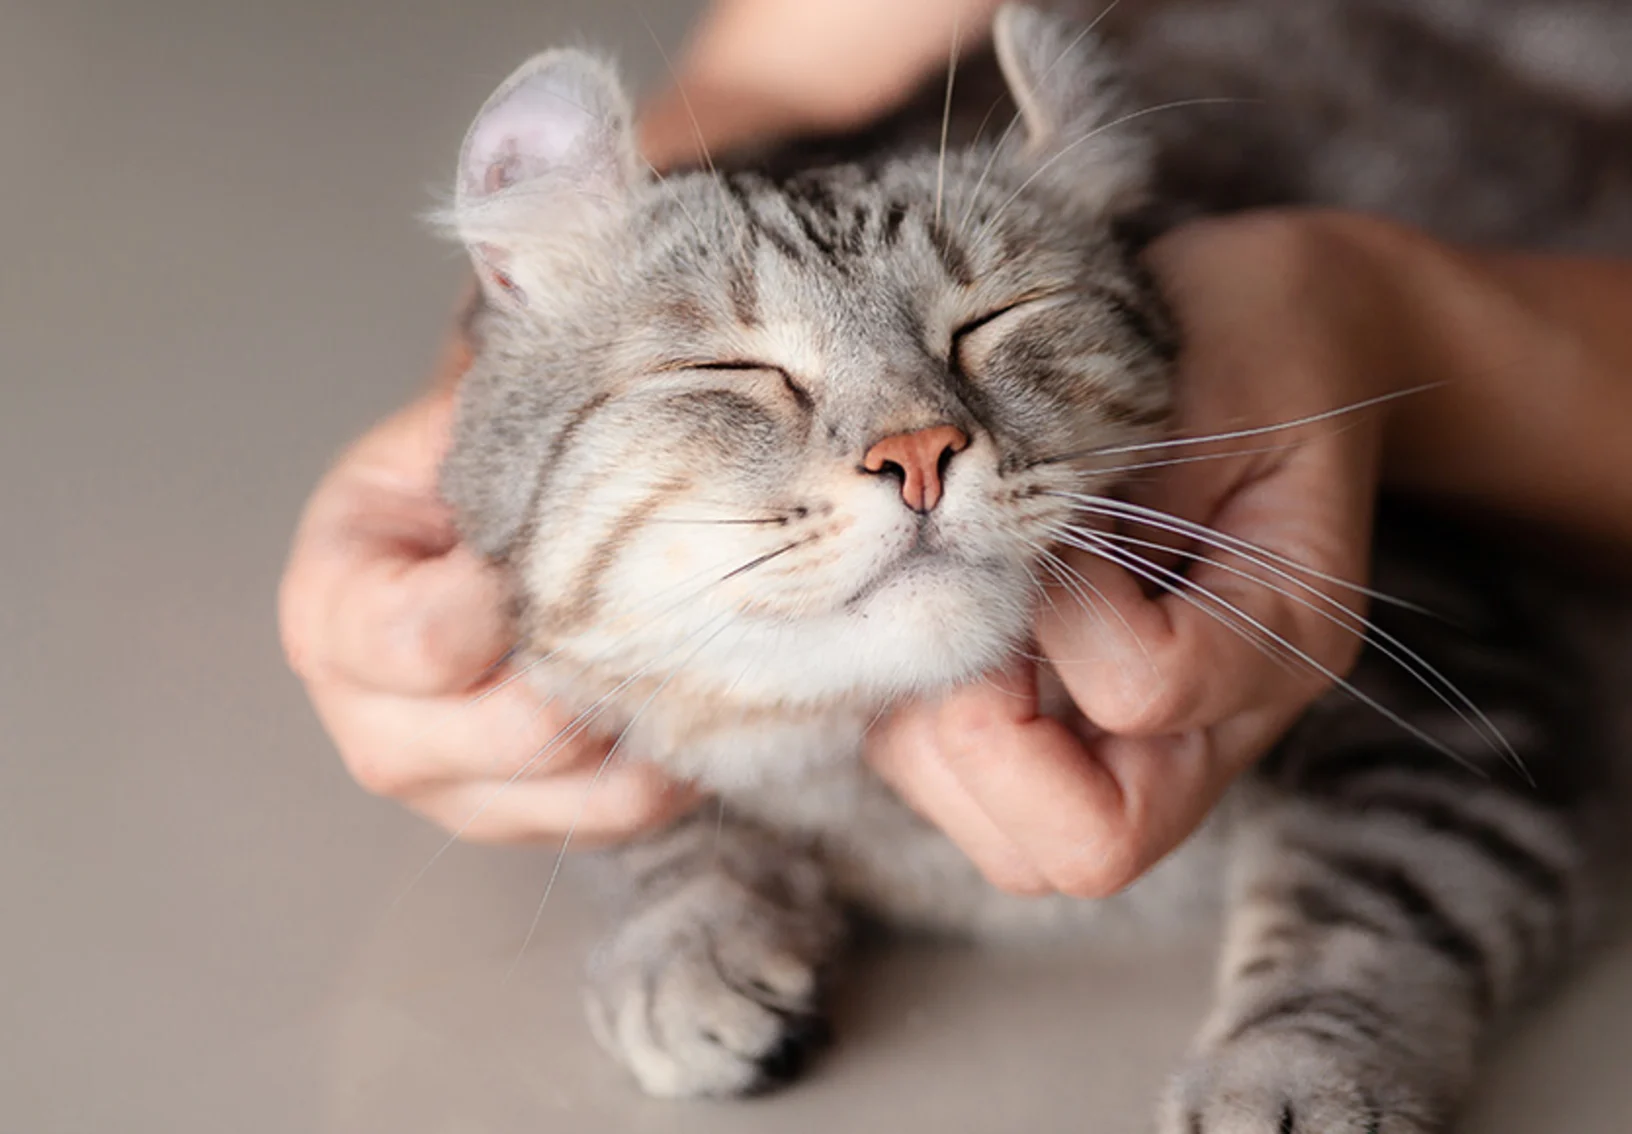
[438,5,1175,713]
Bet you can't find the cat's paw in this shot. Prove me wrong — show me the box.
[1158,1033,1444,1134]
[584,875,841,1098]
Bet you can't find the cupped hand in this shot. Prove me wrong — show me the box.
[279,335,699,845]
[869,212,1415,896]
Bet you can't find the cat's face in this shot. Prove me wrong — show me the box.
[440,6,1173,709]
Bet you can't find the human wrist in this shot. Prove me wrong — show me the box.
[1277,209,1443,403]
[1355,218,1632,551]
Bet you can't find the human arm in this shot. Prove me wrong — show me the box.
[870,210,1632,896]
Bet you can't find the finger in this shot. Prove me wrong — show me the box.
[1043,443,1372,738]
[281,395,516,696]
[406,763,702,846]
[319,541,514,696]
[926,665,1224,896]
[1058,707,1301,892]
[923,667,1139,897]
[308,674,608,800]
[865,699,1051,895]
[1016,730,1219,896]
[283,524,513,696]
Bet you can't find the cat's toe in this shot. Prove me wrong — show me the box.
[1158,1034,1444,1134]
[585,879,840,1098]
[587,930,831,1098]
[740,1013,833,1094]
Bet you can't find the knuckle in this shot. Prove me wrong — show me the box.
[276,577,327,685]
[985,864,1054,898]
[340,743,421,800]
[1046,841,1142,900]
[1323,625,1366,678]
[381,604,452,686]
[938,691,1013,743]
[590,766,678,834]
[1089,673,1198,737]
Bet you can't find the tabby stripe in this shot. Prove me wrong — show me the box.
[1310,848,1496,1013]
[1353,789,1572,902]
[1234,955,1282,980]
[786,202,843,266]
[546,488,678,631]
[881,201,909,246]
[627,848,716,902]
[726,263,760,327]
[504,391,613,563]
[1281,739,1486,797]
[931,229,976,286]
[759,217,811,266]
[1222,989,1389,1047]
[1285,881,1395,939]
[1100,286,1176,363]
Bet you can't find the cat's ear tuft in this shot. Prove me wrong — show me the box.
[991,4,1148,210]
[446,50,640,304]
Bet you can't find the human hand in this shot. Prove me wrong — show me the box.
[869,212,1420,896]
[279,333,699,845]
[281,0,942,847]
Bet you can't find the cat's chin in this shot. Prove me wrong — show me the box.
[835,556,1034,697]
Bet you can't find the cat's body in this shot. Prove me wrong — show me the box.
[437,3,1629,1127]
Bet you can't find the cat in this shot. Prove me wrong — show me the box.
[434,4,1626,1128]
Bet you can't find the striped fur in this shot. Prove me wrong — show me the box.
[437,4,1628,1125]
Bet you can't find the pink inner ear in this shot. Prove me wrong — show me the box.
[465,80,599,198]
[483,151,521,194]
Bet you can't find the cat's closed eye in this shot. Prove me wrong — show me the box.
[664,359,813,408]
[949,293,1065,370]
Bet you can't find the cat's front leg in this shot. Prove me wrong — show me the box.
[583,813,846,1098]
[1156,748,1593,1134]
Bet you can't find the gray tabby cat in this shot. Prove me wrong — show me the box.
[435,4,1627,1129]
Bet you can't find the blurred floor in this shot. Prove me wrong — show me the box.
[3,1,1630,1131]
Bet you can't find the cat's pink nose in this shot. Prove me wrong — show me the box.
[862,425,970,513]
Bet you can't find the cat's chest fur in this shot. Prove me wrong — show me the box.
[532,654,1225,941]
[525,652,882,790]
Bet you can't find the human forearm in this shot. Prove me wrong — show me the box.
[1348,217,1632,549]
[639,0,1005,167]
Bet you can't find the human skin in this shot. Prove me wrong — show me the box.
[280,0,1632,877]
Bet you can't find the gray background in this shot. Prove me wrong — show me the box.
[4,1,1630,1131]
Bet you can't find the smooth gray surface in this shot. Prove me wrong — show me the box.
[4,2,1630,1132]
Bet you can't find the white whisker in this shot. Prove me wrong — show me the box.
[1065,386,1440,461]
[505,609,742,980]
[1057,528,1485,772]
[1072,436,1309,478]
[1048,491,1428,613]
[934,14,962,231]
[392,539,805,907]
[636,13,748,250]
[957,0,1125,234]
[1031,535,1158,670]
[1073,524,1522,771]
[979,97,1250,241]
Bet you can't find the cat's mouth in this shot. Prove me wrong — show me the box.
[839,530,957,611]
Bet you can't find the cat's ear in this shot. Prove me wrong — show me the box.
[991,4,1148,211]
[447,50,641,305]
